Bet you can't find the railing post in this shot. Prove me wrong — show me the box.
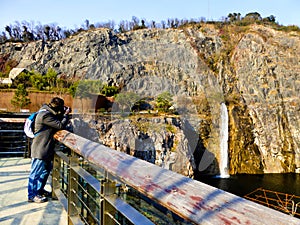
[52,153,60,200]
[68,154,79,225]
[102,173,117,225]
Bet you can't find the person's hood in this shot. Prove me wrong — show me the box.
[40,104,59,115]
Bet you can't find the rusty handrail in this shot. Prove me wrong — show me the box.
[244,188,300,217]
[54,130,300,225]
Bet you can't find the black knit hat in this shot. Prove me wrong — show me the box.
[49,97,64,113]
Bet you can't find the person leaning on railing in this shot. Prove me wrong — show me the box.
[27,97,71,203]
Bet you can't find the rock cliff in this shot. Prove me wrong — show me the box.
[1,23,299,175]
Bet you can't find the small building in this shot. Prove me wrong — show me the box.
[0,68,28,85]
[9,67,28,80]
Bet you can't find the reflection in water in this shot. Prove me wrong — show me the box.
[199,173,300,218]
[198,173,300,197]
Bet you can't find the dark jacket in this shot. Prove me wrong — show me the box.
[31,104,69,161]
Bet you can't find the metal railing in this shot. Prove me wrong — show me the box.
[52,150,159,225]
[0,117,30,157]
[244,188,300,217]
[53,130,300,225]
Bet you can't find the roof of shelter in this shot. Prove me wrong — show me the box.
[9,68,28,80]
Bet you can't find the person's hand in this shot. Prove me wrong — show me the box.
[64,106,71,115]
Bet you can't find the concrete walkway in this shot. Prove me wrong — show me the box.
[0,157,67,225]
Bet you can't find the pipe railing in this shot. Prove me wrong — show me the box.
[53,130,300,225]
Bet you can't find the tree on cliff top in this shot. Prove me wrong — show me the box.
[155,91,173,113]
[114,92,139,113]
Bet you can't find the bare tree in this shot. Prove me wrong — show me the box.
[44,25,50,40]
[132,16,139,27]
[118,20,126,33]
[150,21,156,28]
[22,25,34,41]
[85,19,90,30]
[5,26,12,39]
[161,20,166,29]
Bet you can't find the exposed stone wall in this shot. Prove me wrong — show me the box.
[231,26,300,173]
[75,115,196,177]
[1,24,299,175]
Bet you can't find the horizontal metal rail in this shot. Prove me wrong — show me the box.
[0,130,25,133]
[54,130,300,225]
[53,150,155,225]
[0,118,26,123]
[0,128,30,157]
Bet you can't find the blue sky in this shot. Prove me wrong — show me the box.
[1,0,299,32]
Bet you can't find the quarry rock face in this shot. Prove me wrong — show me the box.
[231,26,300,173]
[1,24,299,175]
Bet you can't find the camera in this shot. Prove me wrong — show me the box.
[64,106,71,114]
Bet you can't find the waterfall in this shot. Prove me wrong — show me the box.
[219,103,229,178]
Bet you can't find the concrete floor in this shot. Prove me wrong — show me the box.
[0,157,67,225]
